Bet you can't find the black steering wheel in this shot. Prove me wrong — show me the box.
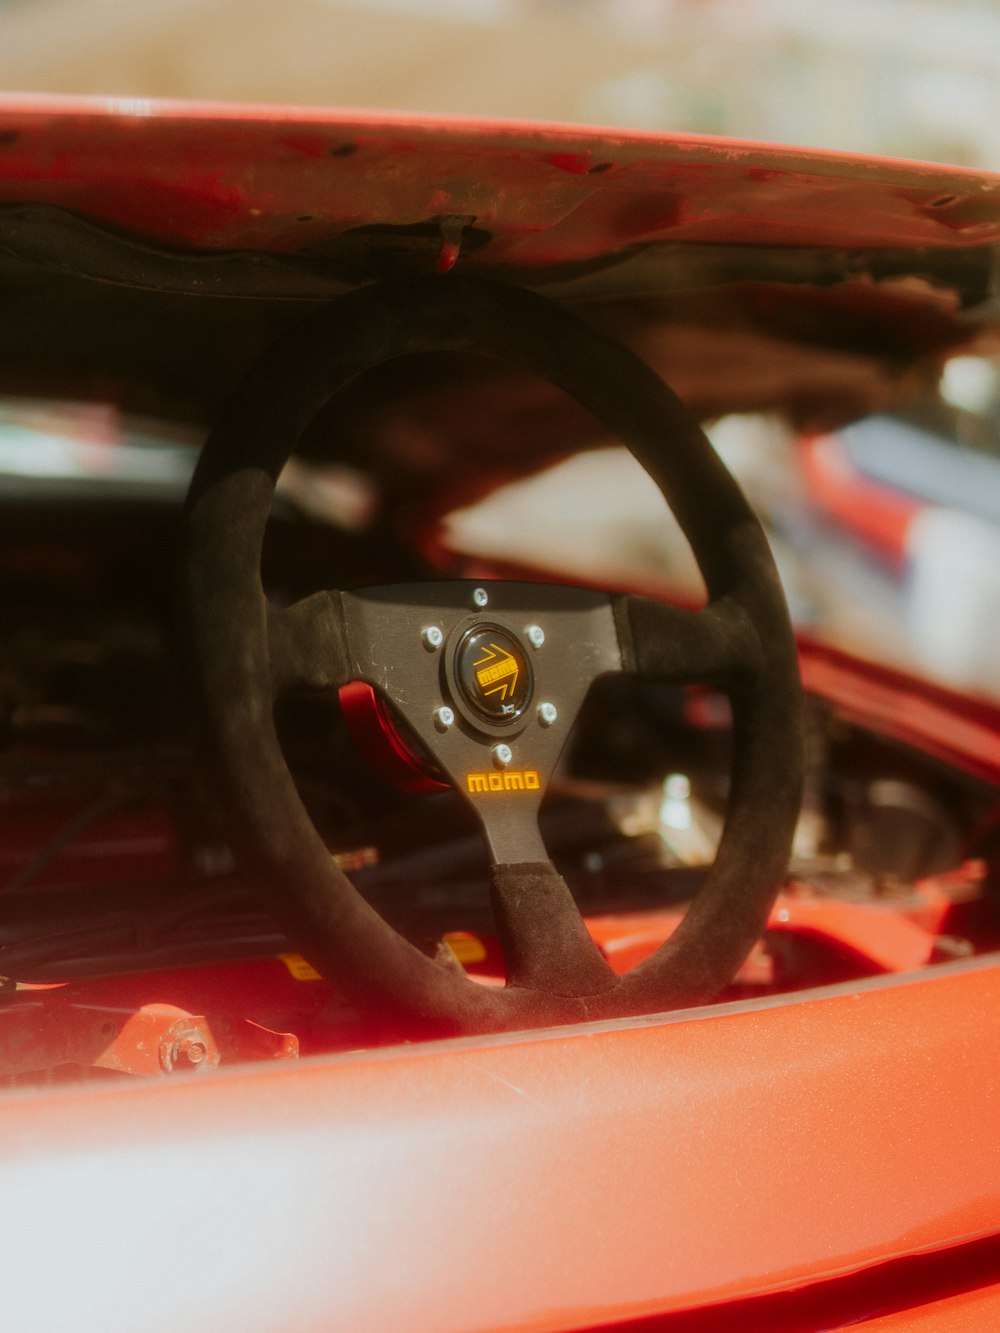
[180,277,803,1035]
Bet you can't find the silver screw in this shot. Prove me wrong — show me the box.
[537,701,558,727]
[178,1039,207,1068]
[472,587,489,608]
[526,625,545,649]
[161,1028,213,1073]
[492,743,513,769]
[421,625,444,651]
[433,705,455,731]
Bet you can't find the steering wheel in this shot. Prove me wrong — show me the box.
[181,277,803,1035]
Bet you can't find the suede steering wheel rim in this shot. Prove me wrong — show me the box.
[181,276,804,1036]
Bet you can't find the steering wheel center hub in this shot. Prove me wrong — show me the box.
[454,624,533,725]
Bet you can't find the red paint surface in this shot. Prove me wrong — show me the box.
[0,958,998,1329]
[800,638,1000,786]
[0,96,997,263]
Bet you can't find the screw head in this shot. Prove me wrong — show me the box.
[162,1031,212,1073]
[492,743,513,769]
[433,705,455,731]
[179,1040,207,1067]
[526,625,545,649]
[472,587,489,608]
[537,701,558,727]
[421,625,444,651]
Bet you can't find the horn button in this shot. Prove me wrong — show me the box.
[454,625,533,726]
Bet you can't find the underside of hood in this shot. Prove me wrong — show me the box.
[1,96,999,451]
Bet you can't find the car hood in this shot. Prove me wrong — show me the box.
[1,95,999,478]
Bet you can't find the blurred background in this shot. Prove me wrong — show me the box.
[0,0,998,168]
[1,0,999,698]
[0,0,997,167]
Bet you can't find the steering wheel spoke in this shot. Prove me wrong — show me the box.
[490,860,616,996]
[616,593,762,688]
[267,592,351,697]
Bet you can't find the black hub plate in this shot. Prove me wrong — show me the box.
[339,581,622,863]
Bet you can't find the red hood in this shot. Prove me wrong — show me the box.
[2,95,999,253]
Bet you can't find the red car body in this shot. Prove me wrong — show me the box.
[1,97,999,1330]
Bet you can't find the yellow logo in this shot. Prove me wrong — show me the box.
[473,643,519,702]
[466,770,540,795]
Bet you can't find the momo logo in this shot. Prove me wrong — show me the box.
[473,643,519,701]
[466,770,541,795]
